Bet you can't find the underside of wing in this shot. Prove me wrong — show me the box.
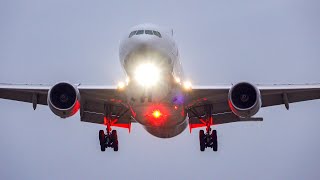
[75,85,135,128]
[186,83,320,128]
[0,83,134,129]
[0,83,50,109]
[260,84,320,109]
[80,95,135,129]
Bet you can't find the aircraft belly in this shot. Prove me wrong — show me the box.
[125,83,187,138]
[143,120,188,138]
[132,102,186,125]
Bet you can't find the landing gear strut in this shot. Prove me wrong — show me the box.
[98,104,119,152]
[198,105,218,151]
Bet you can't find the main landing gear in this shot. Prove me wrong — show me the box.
[99,128,118,152]
[199,128,217,152]
[98,104,120,152]
[198,105,218,152]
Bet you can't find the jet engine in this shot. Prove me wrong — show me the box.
[47,82,80,118]
[228,82,261,118]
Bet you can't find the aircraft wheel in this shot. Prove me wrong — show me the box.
[100,144,106,152]
[112,130,119,151]
[212,130,218,152]
[199,130,205,151]
[113,140,119,151]
[99,130,106,152]
[99,130,105,144]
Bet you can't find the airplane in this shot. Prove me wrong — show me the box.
[1,23,320,152]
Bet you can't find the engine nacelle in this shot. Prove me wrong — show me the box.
[47,82,80,118]
[228,82,261,118]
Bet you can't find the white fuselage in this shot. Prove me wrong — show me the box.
[118,24,187,138]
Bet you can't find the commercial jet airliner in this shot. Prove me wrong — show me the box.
[1,24,320,152]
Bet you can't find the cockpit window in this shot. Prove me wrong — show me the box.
[145,30,153,35]
[129,30,162,38]
[129,31,136,38]
[136,30,144,35]
[153,31,162,38]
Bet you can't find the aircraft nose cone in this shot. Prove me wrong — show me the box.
[134,36,155,48]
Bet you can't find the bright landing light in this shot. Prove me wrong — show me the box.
[134,63,160,87]
[152,110,162,119]
[117,81,125,90]
[183,81,192,90]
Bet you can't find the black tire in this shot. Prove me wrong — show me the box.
[212,130,218,152]
[111,130,119,151]
[99,130,105,144]
[199,130,205,151]
[100,144,106,152]
[99,130,106,152]
[111,130,118,140]
[113,140,119,151]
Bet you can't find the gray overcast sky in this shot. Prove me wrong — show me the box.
[1,0,320,179]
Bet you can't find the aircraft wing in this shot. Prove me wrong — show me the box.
[187,84,320,127]
[1,83,320,128]
[0,83,134,127]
